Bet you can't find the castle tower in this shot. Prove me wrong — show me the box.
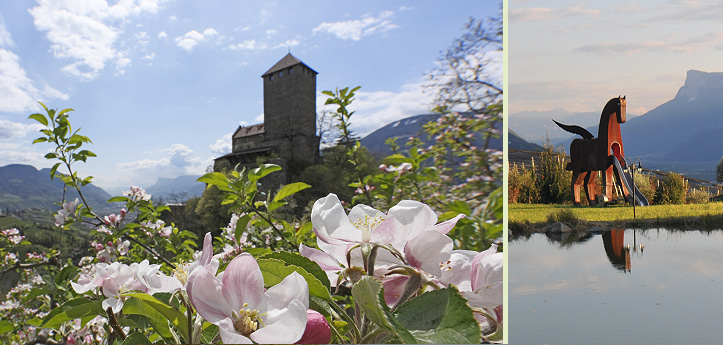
[261,53,319,164]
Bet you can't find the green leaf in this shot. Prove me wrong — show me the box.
[49,162,61,180]
[0,320,13,334]
[28,113,48,126]
[248,164,281,182]
[351,277,416,344]
[124,293,189,338]
[44,152,57,159]
[79,149,97,157]
[108,196,130,203]
[393,287,481,344]
[41,298,105,330]
[25,318,42,327]
[123,297,174,342]
[55,265,80,286]
[234,214,252,244]
[273,182,311,202]
[295,222,313,238]
[32,137,48,144]
[260,251,331,290]
[257,257,331,303]
[197,172,231,191]
[123,333,152,345]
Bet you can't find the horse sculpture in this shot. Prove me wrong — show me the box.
[553,96,633,206]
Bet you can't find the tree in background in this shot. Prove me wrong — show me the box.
[716,156,723,183]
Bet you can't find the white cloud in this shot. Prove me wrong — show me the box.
[158,31,167,39]
[0,119,44,140]
[510,6,599,22]
[227,39,267,51]
[29,0,166,80]
[0,142,45,165]
[118,143,212,176]
[209,133,232,155]
[0,14,14,47]
[141,53,155,60]
[175,28,219,52]
[0,49,68,112]
[273,39,299,50]
[313,10,399,40]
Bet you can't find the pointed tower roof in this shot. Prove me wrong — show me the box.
[261,53,317,77]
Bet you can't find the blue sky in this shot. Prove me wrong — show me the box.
[510,0,723,117]
[0,0,499,194]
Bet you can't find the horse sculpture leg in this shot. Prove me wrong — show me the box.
[571,171,585,206]
[604,165,615,201]
[584,170,599,205]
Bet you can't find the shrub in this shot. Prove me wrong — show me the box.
[653,172,686,205]
[687,188,710,204]
[632,172,655,204]
[546,208,578,223]
[508,163,539,203]
[537,142,571,204]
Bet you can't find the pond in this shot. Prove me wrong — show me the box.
[510,228,723,344]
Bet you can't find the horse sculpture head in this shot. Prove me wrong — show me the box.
[602,95,626,124]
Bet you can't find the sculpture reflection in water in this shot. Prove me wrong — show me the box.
[602,228,644,273]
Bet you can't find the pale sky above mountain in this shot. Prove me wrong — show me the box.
[509,0,723,117]
[0,1,498,193]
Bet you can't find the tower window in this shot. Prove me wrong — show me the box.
[279,71,284,77]
[289,67,293,74]
[270,75,274,80]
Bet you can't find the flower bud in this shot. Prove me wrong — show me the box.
[296,309,331,344]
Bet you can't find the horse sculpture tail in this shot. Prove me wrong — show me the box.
[553,119,594,140]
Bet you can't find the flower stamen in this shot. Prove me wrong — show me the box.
[232,303,265,336]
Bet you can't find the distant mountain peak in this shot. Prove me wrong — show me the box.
[674,70,723,102]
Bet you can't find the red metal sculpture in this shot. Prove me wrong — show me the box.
[554,96,633,206]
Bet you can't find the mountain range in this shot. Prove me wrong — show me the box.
[360,113,502,157]
[510,70,723,182]
[0,164,114,212]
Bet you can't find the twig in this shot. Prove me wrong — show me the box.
[106,306,127,340]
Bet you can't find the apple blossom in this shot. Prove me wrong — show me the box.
[173,232,219,287]
[123,186,151,201]
[297,309,331,344]
[305,194,464,283]
[54,198,79,227]
[72,260,181,313]
[187,252,309,344]
[2,228,25,244]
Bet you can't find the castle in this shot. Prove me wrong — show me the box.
[214,53,320,180]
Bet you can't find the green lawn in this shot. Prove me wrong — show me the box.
[509,202,723,224]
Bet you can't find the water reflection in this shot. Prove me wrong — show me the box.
[602,229,631,272]
[510,228,723,344]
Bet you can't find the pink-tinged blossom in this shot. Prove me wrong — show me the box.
[103,210,125,226]
[72,260,181,313]
[54,198,80,227]
[304,194,464,290]
[2,228,25,244]
[123,186,151,201]
[297,309,331,344]
[439,245,503,309]
[174,232,219,288]
[187,253,309,344]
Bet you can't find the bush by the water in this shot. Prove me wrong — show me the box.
[546,208,579,224]
[653,172,686,205]
[687,188,710,204]
[633,172,655,204]
[508,163,538,203]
